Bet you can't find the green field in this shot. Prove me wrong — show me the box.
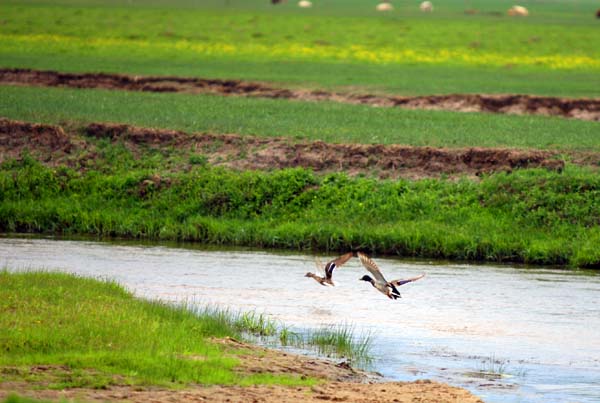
[1,0,600,96]
[2,85,599,151]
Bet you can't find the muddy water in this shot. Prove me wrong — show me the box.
[2,237,599,403]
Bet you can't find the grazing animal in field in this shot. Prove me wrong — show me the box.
[376,2,393,11]
[596,9,600,19]
[271,0,286,4]
[305,252,353,287]
[358,252,425,299]
[507,5,529,16]
[420,1,433,12]
[298,0,312,8]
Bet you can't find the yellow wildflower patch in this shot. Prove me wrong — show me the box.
[2,33,599,71]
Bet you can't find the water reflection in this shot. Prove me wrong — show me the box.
[1,236,599,403]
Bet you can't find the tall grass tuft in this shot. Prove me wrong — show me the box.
[306,324,373,365]
[190,305,373,364]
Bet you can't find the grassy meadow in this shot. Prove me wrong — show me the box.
[2,85,599,151]
[1,0,600,96]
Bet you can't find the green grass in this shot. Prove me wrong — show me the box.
[272,324,372,365]
[306,324,373,364]
[0,270,318,388]
[2,396,68,403]
[2,157,600,267]
[1,0,599,96]
[2,85,599,151]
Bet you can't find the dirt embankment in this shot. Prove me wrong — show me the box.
[2,68,600,121]
[1,118,579,179]
[0,337,484,403]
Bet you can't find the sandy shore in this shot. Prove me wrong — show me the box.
[0,337,484,403]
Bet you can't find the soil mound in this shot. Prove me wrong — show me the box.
[0,118,73,160]
[0,119,571,179]
[2,68,600,121]
[80,122,565,178]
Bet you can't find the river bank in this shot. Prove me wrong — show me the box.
[0,270,483,403]
[1,134,600,267]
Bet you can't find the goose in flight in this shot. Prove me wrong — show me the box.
[305,252,353,286]
[357,252,425,299]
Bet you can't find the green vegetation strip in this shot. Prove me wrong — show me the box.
[2,85,599,151]
[0,270,321,388]
[1,157,599,267]
[2,396,58,403]
[1,1,599,96]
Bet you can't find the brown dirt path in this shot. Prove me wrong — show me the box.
[1,118,583,179]
[2,68,600,121]
[0,337,484,403]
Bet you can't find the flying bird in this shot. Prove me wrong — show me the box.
[357,252,425,299]
[305,252,353,287]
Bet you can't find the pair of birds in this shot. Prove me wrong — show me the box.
[305,252,425,299]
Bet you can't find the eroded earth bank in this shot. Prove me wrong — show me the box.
[2,68,600,122]
[3,118,594,179]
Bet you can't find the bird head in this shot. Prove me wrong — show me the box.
[359,275,373,282]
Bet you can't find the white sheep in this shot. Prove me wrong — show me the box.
[298,0,312,8]
[376,2,393,11]
[420,1,433,12]
[508,5,529,16]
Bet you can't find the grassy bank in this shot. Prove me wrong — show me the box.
[0,270,325,388]
[2,85,600,151]
[1,0,599,96]
[1,157,599,268]
[0,270,373,391]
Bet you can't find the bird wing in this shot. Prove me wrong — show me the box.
[357,252,387,283]
[324,252,353,280]
[314,256,325,275]
[390,273,425,287]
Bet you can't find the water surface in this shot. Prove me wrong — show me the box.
[2,237,599,403]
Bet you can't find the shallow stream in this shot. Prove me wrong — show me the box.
[2,237,599,403]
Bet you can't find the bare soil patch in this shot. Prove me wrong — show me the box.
[0,337,484,403]
[1,118,583,179]
[2,68,600,121]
